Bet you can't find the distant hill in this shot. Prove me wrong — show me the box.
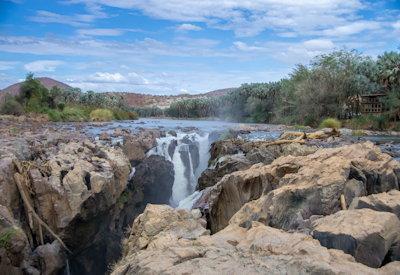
[0,77,72,104]
[106,88,237,109]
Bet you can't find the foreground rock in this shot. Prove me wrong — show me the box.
[206,142,400,233]
[312,209,400,268]
[0,136,135,274]
[350,190,400,219]
[112,205,399,275]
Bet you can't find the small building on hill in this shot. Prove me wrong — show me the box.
[360,93,387,115]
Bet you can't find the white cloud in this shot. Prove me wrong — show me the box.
[24,60,64,72]
[0,61,17,70]
[393,21,400,30]
[69,71,150,86]
[87,72,127,83]
[0,35,227,58]
[303,39,335,50]
[68,0,365,37]
[176,23,202,31]
[322,21,381,36]
[77,28,126,36]
[29,10,105,27]
[233,41,266,52]
[76,28,144,36]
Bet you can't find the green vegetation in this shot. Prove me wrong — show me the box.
[0,95,24,116]
[90,108,114,121]
[164,49,400,130]
[0,73,138,122]
[0,227,18,249]
[132,106,164,117]
[319,118,342,129]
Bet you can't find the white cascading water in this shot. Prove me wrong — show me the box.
[148,131,210,208]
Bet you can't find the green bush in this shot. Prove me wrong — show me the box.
[371,115,389,130]
[62,106,89,122]
[112,109,139,120]
[0,97,24,116]
[319,118,342,129]
[46,109,63,122]
[346,115,371,129]
[90,108,114,121]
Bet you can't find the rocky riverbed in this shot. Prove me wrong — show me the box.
[1,116,400,274]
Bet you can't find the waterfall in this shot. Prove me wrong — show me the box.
[195,133,210,179]
[170,143,189,206]
[177,190,203,210]
[148,132,211,207]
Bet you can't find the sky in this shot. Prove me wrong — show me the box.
[0,0,399,94]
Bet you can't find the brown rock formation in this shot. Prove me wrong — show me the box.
[112,205,399,275]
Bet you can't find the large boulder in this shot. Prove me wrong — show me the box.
[198,140,317,191]
[29,140,131,230]
[34,241,65,275]
[121,204,209,254]
[112,205,396,275]
[122,129,162,164]
[312,209,400,268]
[350,190,400,219]
[215,142,400,232]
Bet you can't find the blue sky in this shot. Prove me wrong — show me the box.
[0,0,399,94]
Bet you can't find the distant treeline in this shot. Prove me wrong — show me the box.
[154,49,400,129]
[0,73,138,121]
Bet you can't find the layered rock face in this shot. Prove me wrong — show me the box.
[112,204,400,275]
[206,142,399,232]
[197,139,317,190]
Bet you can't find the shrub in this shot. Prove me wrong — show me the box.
[46,109,63,122]
[319,118,342,129]
[0,227,18,249]
[346,115,372,130]
[90,108,114,121]
[0,97,24,116]
[62,106,89,122]
[112,109,139,120]
[371,115,389,131]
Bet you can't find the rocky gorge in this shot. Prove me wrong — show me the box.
[1,117,400,274]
